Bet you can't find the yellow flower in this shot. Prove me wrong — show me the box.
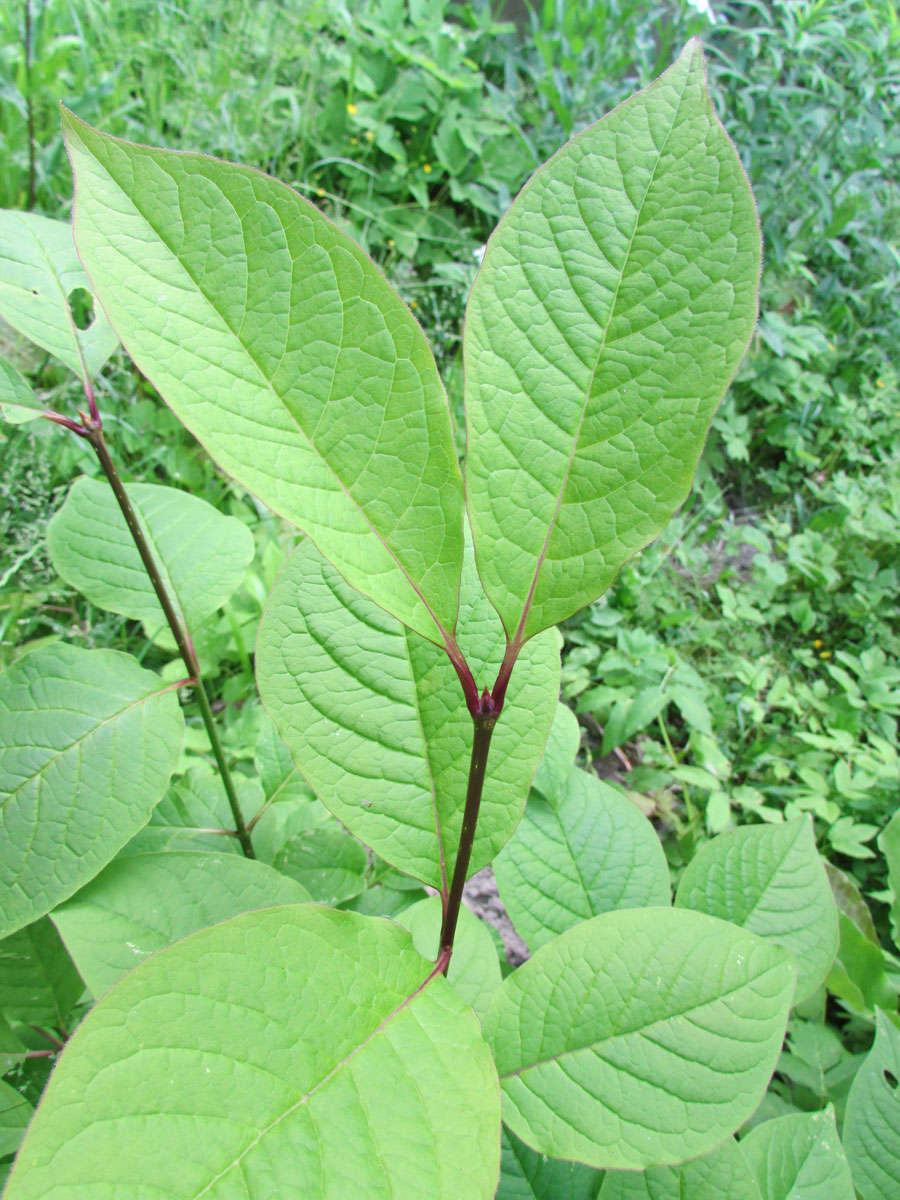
[387,239,395,248]
[423,163,432,174]
[877,379,886,388]
[819,650,832,659]
[316,187,326,197]
[365,130,375,142]
[409,300,418,309]
[813,638,822,648]
[350,137,358,145]
[346,103,357,115]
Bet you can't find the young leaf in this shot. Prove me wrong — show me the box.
[741,1109,855,1200]
[464,39,761,642]
[0,210,118,379]
[50,851,311,996]
[498,1124,603,1200]
[5,906,501,1198]
[0,919,83,1027]
[843,1010,900,1200]
[47,477,255,631]
[0,358,42,425]
[0,644,184,940]
[494,767,670,951]
[674,816,839,1003]
[483,907,795,1170]
[598,1138,762,1199]
[61,111,465,645]
[257,537,558,889]
[394,895,502,1021]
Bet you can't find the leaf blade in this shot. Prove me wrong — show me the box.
[464,40,761,640]
[61,111,464,643]
[484,907,795,1170]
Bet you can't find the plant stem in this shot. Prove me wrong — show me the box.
[23,0,36,210]
[82,421,255,858]
[438,710,498,969]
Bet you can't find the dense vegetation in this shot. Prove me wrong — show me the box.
[1,0,898,1190]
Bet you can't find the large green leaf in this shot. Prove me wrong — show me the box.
[484,907,795,1170]
[675,816,838,1003]
[0,918,83,1026]
[257,537,559,889]
[273,829,368,904]
[0,643,184,939]
[0,209,117,379]
[5,906,501,1198]
[599,1138,762,1199]
[741,1110,854,1200]
[50,851,311,996]
[498,1125,603,1200]
[0,358,42,425]
[47,477,255,632]
[744,1104,854,1200]
[843,1010,900,1200]
[494,767,670,951]
[463,39,761,641]
[394,894,501,1021]
[62,111,464,645]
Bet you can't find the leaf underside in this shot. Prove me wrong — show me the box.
[464,38,761,641]
[5,906,501,1199]
[61,111,464,644]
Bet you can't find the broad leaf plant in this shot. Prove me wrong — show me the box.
[1,41,889,1198]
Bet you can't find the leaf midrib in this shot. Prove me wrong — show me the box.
[498,959,785,1081]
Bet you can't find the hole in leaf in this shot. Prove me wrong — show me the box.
[67,287,94,330]
[884,1069,899,1091]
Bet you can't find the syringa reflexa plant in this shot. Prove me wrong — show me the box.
[3,40,891,1199]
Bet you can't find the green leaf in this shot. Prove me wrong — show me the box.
[674,816,839,1003]
[464,39,760,641]
[531,701,581,803]
[878,811,900,950]
[599,1138,762,1199]
[0,918,83,1026]
[62,111,465,644]
[47,477,255,631]
[494,767,670,951]
[273,830,368,905]
[498,1124,603,1200]
[257,537,558,889]
[5,906,501,1198]
[0,209,117,379]
[394,895,501,1021]
[0,643,184,938]
[0,1080,32,1159]
[741,1110,855,1200]
[50,851,311,996]
[484,907,795,1169]
[843,1011,900,1200]
[0,358,42,425]
[826,913,893,1016]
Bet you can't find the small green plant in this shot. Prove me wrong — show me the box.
[1,39,897,1197]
